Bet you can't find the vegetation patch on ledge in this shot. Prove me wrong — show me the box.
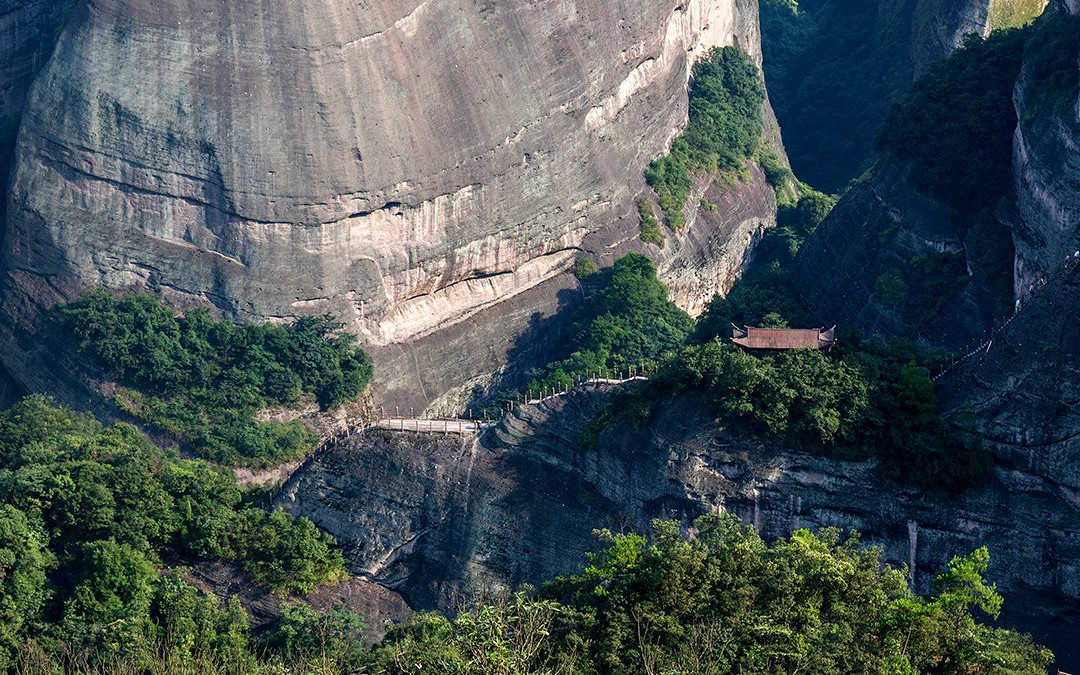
[55,290,373,467]
[370,516,1051,674]
[645,46,765,229]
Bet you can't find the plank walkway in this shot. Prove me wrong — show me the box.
[368,374,651,437]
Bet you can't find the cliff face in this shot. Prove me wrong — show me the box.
[911,0,991,75]
[937,1,1080,499]
[658,164,775,316]
[0,0,74,218]
[277,388,1080,669]
[789,161,1010,349]
[1012,31,1080,298]
[791,7,1078,350]
[1,0,769,411]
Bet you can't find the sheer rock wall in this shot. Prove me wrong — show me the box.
[1012,13,1080,298]
[1,0,769,410]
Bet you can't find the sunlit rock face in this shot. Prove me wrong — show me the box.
[1,0,768,409]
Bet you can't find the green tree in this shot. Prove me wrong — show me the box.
[235,510,346,595]
[266,602,366,671]
[59,539,157,659]
[646,46,765,226]
[0,505,54,669]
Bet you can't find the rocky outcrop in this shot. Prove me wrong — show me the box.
[1,0,769,412]
[1048,0,1079,14]
[657,164,775,316]
[1012,17,1080,299]
[911,0,992,75]
[0,0,74,222]
[938,261,1080,490]
[277,387,1080,669]
[789,161,1010,350]
[188,561,412,645]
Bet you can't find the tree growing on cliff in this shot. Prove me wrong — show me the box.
[55,291,374,466]
[646,46,766,228]
[0,396,347,668]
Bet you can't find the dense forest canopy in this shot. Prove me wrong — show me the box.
[370,516,1051,674]
[0,397,349,672]
[0,399,1051,674]
[55,291,373,467]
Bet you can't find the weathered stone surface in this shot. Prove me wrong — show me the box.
[0,364,20,409]
[1012,24,1080,299]
[2,0,769,411]
[277,387,1080,669]
[658,163,775,316]
[0,0,74,223]
[789,161,1007,350]
[910,0,991,75]
[188,561,412,645]
[937,256,1080,491]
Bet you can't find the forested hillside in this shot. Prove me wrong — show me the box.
[0,400,1052,672]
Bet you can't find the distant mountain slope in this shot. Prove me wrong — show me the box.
[759,0,1042,192]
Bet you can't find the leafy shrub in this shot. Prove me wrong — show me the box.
[875,268,909,305]
[646,46,765,226]
[757,144,795,195]
[264,602,366,670]
[56,291,373,466]
[522,254,693,398]
[1022,13,1080,114]
[657,341,869,445]
[573,256,598,279]
[637,198,664,246]
[235,510,346,595]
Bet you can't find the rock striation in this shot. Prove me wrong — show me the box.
[910,0,992,75]
[0,0,74,219]
[1012,14,1080,299]
[1,0,769,411]
[277,387,1080,670]
[657,164,775,316]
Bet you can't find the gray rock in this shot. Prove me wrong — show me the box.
[790,161,1006,350]
[0,0,75,222]
[278,387,1080,669]
[1,0,770,411]
[1012,38,1080,298]
[910,0,991,76]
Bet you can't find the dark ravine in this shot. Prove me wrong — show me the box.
[277,386,1080,669]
